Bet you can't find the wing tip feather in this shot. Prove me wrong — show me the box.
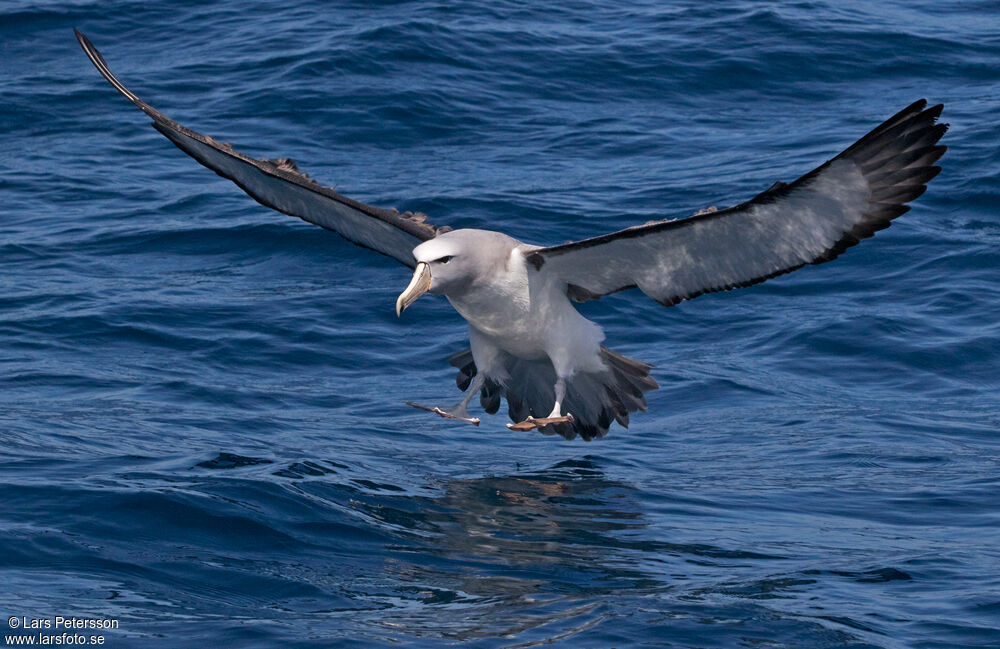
[807,102,947,266]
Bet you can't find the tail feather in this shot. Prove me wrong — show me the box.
[447,346,658,441]
[447,348,477,391]
[481,379,502,414]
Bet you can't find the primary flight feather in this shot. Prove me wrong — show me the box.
[75,29,947,441]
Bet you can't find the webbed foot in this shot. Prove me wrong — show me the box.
[406,401,481,426]
[506,413,575,432]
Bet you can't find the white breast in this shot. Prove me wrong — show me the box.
[448,248,605,367]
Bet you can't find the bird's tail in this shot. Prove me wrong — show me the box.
[448,346,659,441]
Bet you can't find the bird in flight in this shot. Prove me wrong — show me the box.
[75,29,947,441]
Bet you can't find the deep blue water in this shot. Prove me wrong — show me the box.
[3,1,999,647]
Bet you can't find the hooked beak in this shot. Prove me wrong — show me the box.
[396,262,432,316]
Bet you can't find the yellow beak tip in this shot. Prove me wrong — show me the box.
[395,262,432,318]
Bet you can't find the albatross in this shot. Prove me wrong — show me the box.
[75,30,948,441]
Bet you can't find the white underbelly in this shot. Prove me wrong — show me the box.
[448,293,606,371]
[481,326,548,359]
[444,246,606,368]
[449,295,548,359]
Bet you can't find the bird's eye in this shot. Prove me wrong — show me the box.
[438,255,455,264]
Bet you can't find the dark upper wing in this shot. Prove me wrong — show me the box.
[526,100,947,305]
[75,29,449,268]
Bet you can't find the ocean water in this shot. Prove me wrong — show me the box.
[2,1,999,647]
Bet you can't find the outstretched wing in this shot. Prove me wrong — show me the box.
[75,29,449,268]
[526,100,947,305]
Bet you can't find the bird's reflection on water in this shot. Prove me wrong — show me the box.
[137,453,860,645]
[275,454,817,644]
[338,457,665,642]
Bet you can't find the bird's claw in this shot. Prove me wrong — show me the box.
[406,401,480,426]
[506,413,575,432]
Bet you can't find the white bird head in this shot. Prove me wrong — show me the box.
[396,229,517,316]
